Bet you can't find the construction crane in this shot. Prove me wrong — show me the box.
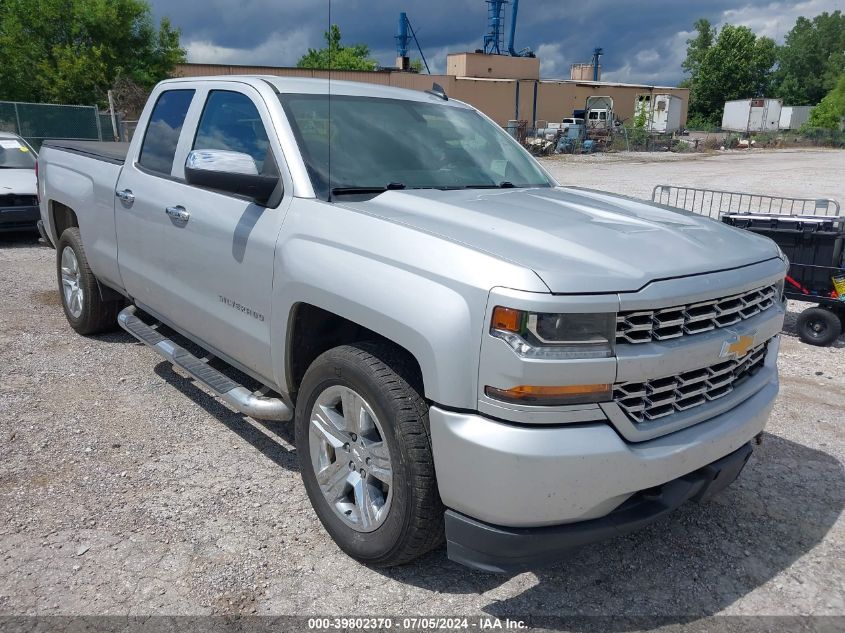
[482,0,533,57]
[395,12,431,73]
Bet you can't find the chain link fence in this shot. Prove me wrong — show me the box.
[0,101,126,150]
[529,124,845,155]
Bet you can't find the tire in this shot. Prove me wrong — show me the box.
[796,307,841,346]
[295,342,444,567]
[56,227,121,335]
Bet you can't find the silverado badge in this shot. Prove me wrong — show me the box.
[720,332,756,359]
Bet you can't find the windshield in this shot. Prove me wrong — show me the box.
[279,94,553,200]
[0,137,36,169]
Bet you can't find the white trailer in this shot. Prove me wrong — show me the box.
[634,94,683,133]
[722,98,782,133]
[779,105,812,130]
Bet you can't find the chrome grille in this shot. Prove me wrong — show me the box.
[616,284,777,344]
[614,342,768,424]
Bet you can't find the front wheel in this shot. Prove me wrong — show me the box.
[796,307,841,346]
[295,343,444,566]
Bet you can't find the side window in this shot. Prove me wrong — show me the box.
[193,91,276,175]
[138,89,195,174]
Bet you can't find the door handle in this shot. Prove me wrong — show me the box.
[115,189,135,205]
[165,205,190,223]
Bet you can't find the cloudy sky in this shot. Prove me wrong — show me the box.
[148,0,842,86]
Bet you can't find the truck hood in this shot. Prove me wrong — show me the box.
[0,169,36,196]
[336,186,780,293]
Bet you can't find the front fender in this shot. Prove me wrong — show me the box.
[269,200,547,408]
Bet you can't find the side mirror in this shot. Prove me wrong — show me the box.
[185,149,279,204]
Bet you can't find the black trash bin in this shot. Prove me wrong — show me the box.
[722,213,845,346]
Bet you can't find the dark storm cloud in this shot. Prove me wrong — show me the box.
[149,0,842,85]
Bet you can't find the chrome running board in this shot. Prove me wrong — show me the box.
[118,305,292,421]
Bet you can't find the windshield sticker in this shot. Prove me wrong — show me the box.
[0,140,22,149]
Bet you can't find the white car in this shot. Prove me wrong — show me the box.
[0,131,39,233]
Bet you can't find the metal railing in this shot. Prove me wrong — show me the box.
[652,185,841,218]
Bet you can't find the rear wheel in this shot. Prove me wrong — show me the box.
[796,307,841,346]
[295,342,444,566]
[56,228,121,334]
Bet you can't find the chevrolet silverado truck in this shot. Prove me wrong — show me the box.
[37,76,788,572]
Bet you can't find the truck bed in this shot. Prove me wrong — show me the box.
[41,140,129,165]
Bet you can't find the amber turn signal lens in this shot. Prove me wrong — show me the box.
[485,383,611,406]
[491,306,523,333]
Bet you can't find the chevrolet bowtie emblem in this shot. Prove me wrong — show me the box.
[721,332,756,359]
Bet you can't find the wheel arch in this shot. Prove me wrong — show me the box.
[49,200,79,242]
[285,302,426,404]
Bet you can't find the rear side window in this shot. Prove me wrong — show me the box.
[193,90,276,174]
[139,89,195,174]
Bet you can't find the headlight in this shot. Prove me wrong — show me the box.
[490,307,615,359]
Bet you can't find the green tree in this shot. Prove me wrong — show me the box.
[681,19,715,80]
[773,11,845,106]
[0,0,185,106]
[682,24,777,126]
[297,24,378,71]
[807,73,845,129]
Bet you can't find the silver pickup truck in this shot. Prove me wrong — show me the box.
[37,76,787,572]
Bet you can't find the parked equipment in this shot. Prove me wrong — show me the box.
[721,214,845,346]
[779,105,813,131]
[554,124,587,153]
[585,96,613,131]
[634,94,682,133]
[722,99,782,133]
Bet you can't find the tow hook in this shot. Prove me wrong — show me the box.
[754,432,764,445]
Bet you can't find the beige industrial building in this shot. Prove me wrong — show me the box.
[174,52,688,128]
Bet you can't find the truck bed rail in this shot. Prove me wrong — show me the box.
[652,185,841,219]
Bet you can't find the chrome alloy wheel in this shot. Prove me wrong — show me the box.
[309,385,393,532]
[60,246,83,318]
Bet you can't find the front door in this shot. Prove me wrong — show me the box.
[116,84,289,383]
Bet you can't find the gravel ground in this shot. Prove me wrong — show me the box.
[0,150,843,626]
[543,148,845,204]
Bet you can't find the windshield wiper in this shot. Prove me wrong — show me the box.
[331,186,388,196]
[330,183,406,202]
[429,182,517,190]
[331,182,406,198]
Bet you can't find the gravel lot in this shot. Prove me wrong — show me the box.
[1,150,843,626]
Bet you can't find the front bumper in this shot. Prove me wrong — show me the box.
[445,442,753,573]
[431,374,775,528]
[430,367,777,569]
[0,204,39,232]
